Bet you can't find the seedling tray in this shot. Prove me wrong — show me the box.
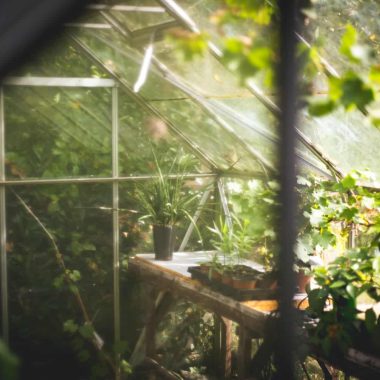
[188,266,277,301]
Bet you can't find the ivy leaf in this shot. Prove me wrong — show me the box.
[340,207,358,221]
[329,73,375,111]
[339,24,372,63]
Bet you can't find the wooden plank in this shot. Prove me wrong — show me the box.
[129,256,268,334]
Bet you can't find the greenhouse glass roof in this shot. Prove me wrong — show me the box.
[3,0,380,185]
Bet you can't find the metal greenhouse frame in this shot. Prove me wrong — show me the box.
[2,1,380,379]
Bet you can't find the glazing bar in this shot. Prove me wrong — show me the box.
[217,179,232,231]
[112,86,121,379]
[4,76,115,88]
[0,87,8,343]
[179,187,212,252]
[0,173,216,186]
[87,4,166,13]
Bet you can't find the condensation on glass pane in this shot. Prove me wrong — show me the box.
[4,86,112,178]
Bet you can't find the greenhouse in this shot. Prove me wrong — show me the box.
[1,1,380,379]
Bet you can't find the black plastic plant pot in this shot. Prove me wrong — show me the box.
[153,224,175,261]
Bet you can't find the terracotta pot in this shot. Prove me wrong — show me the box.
[232,276,257,290]
[221,271,233,286]
[210,268,222,282]
[153,224,175,261]
[296,270,311,293]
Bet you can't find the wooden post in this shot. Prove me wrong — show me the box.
[142,290,175,360]
[221,317,232,379]
[237,326,252,380]
[145,289,158,358]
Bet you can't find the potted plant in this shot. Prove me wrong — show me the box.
[136,153,200,261]
[206,215,260,289]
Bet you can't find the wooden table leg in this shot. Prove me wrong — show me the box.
[130,290,175,365]
[213,315,232,379]
[221,317,232,379]
[237,326,252,380]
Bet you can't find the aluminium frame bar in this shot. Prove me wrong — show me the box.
[178,186,212,252]
[87,5,166,13]
[64,23,113,30]
[0,87,8,343]
[112,86,121,380]
[0,173,217,186]
[4,76,116,88]
[69,33,219,172]
[217,178,232,231]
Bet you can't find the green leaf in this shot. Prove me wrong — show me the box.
[340,24,358,62]
[328,72,375,112]
[330,280,346,288]
[308,98,336,116]
[341,174,356,190]
[365,308,377,332]
[346,284,357,298]
[373,256,380,273]
[369,65,380,84]
[308,288,326,313]
[78,323,94,339]
[63,319,78,334]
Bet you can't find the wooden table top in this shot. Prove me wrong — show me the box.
[129,252,307,332]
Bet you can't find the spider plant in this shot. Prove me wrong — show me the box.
[136,152,201,228]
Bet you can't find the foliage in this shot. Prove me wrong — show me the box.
[307,247,380,356]
[208,214,254,266]
[308,23,380,126]
[136,151,201,227]
[227,179,279,269]
[0,340,19,380]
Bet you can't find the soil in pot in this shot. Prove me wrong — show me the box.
[153,224,175,261]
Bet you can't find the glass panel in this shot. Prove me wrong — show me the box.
[154,39,251,98]
[309,0,380,75]
[110,1,173,32]
[151,98,266,174]
[301,107,380,184]
[4,86,112,178]
[209,97,332,177]
[74,28,266,173]
[7,184,113,379]
[75,27,185,100]
[118,92,206,176]
[9,35,108,78]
